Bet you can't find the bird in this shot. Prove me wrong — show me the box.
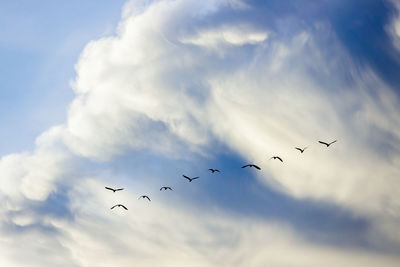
[160,186,173,191]
[111,204,128,210]
[270,156,283,162]
[209,169,220,173]
[182,175,200,182]
[138,195,151,201]
[318,140,337,147]
[241,164,261,170]
[295,147,307,153]
[105,186,124,193]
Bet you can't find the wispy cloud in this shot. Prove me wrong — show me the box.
[1,0,400,265]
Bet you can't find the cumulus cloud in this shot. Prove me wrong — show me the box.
[1,0,400,265]
[2,178,400,267]
[62,0,400,219]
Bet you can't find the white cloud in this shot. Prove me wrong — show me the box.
[63,0,400,222]
[180,24,268,48]
[388,0,400,51]
[0,126,72,202]
[1,0,400,265]
[2,178,400,267]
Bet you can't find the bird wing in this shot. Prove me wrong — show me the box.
[145,196,151,201]
[277,157,283,162]
[295,147,302,152]
[111,205,118,209]
[160,187,164,191]
[318,141,329,146]
[208,169,213,172]
[120,205,128,210]
[241,165,250,168]
[215,169,220,172]
[191,177,199,180]
[329,140,337,145]
[183,175,190,180]
[105,187,114,191]
[251,165,261,170]
[168,187,173,190]
[115,188,124,191]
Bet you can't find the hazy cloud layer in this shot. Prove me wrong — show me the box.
[1,0,400,266]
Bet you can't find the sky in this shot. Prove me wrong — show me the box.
[1,0,400,266]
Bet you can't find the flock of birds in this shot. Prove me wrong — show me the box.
[106,139,337,210]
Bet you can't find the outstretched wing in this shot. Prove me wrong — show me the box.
[191,177,199,180]
[167,187,173,190]
[329,140,337,145]
[145,196,151,201]
[105,186,115,191]
[115,188,124,191]
[252,165,261,170]
[295,147,302,152]
[111,205,118,209]
[215,169,220,172]
[120,205,128,210]
[318,141,329,146]
[277,157,283,162]
[182,175,191,180]
[241,164,250,168]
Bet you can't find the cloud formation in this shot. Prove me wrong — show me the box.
[64,0,400,218]
[1,0,400,266]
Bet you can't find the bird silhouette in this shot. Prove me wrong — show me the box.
[111,204,128,210]
[138,195,151,201]
[182,175,200,182]
[295,147,307,153]
[208,169,220,173]
[318,140,337,147]
[241,164,261,170]
[160,186,173,191]
[270,156,283,162]
[105,186,124,193]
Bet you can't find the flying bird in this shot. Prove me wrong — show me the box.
[208,169,220,173]
[182,175,200,182]
[318,140,337,147]
[160,186,173,191]
[270,156,283,162]
[105,186,124,193]
[111,204,128,210]
[295,147,308,153]
[138,195,151,201]
[241,164,261,170]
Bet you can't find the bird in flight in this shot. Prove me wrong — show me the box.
[295,147,307,153]
[111,204,128,210]
[105,186,124,193]
[241,164,261,170]
[318,140,337,147]
[182,175,200,182]
[160,186,173,191]
[209,169,220,173]
[270,156,283,162]
[138,195,151,201]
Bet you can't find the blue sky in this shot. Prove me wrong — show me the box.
[0,0,125,155]
[1,0,400,266]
